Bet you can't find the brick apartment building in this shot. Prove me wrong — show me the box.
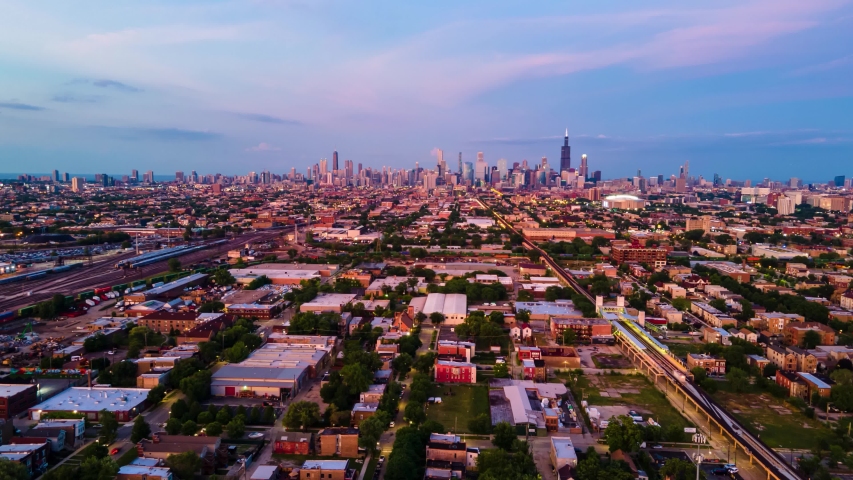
[610,244,667,268]
[784,322,836,347]
[434,360,477,384]
[317,428,359,457]
[0,385,37,419]
[550,317,611,343]
[686,353,726,375]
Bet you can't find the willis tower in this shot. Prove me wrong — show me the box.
[560,128,571,172]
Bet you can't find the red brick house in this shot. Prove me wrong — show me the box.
[274,432,313,455]
[434,360,476,384]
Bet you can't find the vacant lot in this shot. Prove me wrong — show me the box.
[426,384,490,433]
[570,373,692,430]
[592,353,632,369]
[712,383,833,450]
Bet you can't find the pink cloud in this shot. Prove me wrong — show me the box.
[246,142,280,152]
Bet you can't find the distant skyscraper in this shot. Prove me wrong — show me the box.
[176,171,184,182]
[560,129,571,172]
[332,150,339,172]
[458,152,462,175]
[131,169,138,182]
[144,170,153,183]
[463,162,474,184]
[62,172,70,183]
[475,154,488,183]
[52,170,59,182]
[319,159,328,175]
[579,154,588,179]
[777,196,795,215]
[71,177,84,192]
[496,158,508,181]
[834,175,845,187]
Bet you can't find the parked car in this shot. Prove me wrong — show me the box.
[110,448,120,455]
[711,467,730,475]
[389,422,395,428]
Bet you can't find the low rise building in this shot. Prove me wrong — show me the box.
[784,322,836,347]
[0,384,38,419]
[434,360,477,384]
[299,460,354,480]
[317,427,359,458]
[30,387,148,422]
[550,317,611,343]
[273,432,313,455]
[350,403,378,427]
[686,354,726,375]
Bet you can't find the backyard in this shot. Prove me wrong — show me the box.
[425,384,490,433]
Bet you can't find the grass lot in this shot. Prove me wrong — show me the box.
[711,381,834,450]
[570,374,692,430]
[363,456,379,479]
[471,352,496,365]
[662,341,704,358]
[425,384,489,433]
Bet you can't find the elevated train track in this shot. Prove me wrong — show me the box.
[477,196,802,480]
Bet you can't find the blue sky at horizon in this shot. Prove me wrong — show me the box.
[0,0,852,182]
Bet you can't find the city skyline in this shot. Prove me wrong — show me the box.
[1,1,852,178]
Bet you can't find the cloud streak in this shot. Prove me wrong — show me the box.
[93,126,222,142]
[231,112,302,125]
[0,102,45,111]
[52,93,103,103]
[92,79,142,92]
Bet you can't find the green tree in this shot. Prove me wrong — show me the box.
[358,411,390,452]
[831,384,853,412]
[224,341,250,362]
[216,407,232,424]
[212,268,236,285]
[262,406,276,425]
[165,417,182,435]
[561,328,577,346]
[171,399,189,419]
[726,368,749,393]
[0,458,29,480]
[147,385,166,405]
[671,297,691,311]
[226,416,245,438]
[801,330,822,349]
[79,456,119,480]
[493,362,509,378]
[603,415,643,453]
[99,409,119,444]
[430,312,445,325]
[205,421,223,436]
[283,401,320,431]
[197,412,213,425]
[391,353,413,377]
[690,367,707,383]
[167,258,182,272]
[404,402,426,425]
[492,421,517,450]
[181,420,198,436]
[130,414,151,443]
[468,413,492,434]
[659,458,705,480]
[166,451,202,480]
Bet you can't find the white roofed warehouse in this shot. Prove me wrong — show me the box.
[29,387,149,422]
[422,293,467,325]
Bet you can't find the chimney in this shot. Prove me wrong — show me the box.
[638,311,645,327]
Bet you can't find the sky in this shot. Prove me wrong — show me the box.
[0,0,852,182]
